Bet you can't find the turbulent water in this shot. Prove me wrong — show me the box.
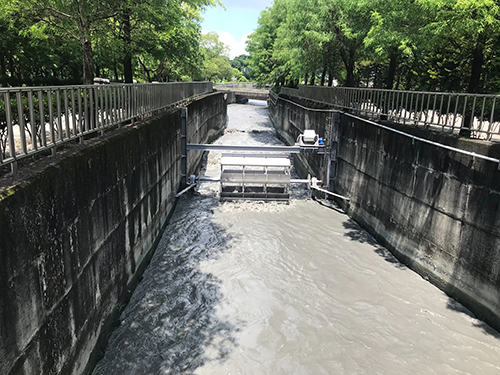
[93,100,500,375]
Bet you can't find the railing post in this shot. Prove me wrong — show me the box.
[4,91,16,174]
[16,91,27,155]
[180,107,188,189]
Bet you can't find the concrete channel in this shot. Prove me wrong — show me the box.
[93,100,500,375]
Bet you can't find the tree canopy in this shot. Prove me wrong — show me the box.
[246,0,500,94]
[230,54,251,80]
[1,0,220,85]
[200,31,233,82]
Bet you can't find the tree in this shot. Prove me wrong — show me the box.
[4,0,220,85]
[200,32,233,82]
[118,0,219,83]
[0,6,82,86]
[247,0,370,87]
[10,0,122,84]
[246,0,288,85]
[230,54,251,79]
[272,0,326,86]
[363,0,428,89]
[418,0,500,94]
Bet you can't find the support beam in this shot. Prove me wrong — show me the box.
[187,144,325,154]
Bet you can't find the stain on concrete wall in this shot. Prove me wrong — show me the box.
[0,92,226,375]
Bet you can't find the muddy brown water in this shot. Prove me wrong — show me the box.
[93,100,500,375]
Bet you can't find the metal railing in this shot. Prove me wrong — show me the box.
[271,88,500,168]
[296,86,500,141]
[0,82,213,173]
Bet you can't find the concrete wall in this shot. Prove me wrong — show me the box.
[186,93,228,174]
[268,92,332,181]
[0,92,227,375]
[269,93,500,331]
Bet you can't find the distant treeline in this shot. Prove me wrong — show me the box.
[246,0,500,94]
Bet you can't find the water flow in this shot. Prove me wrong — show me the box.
[94,100,500,375]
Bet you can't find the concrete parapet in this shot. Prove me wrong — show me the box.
[0,92,226,375]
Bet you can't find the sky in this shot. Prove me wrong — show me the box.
[200,0,275,59]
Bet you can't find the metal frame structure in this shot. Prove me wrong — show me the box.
[0,82,213,174]
[182,131,350,201]
[186,143,325,154]
[220,153,291,201]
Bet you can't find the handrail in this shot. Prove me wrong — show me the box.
[270,89,500,168]
[293,85,500,141]
[0,82,213,173]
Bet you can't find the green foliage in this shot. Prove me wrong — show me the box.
[0,9,81,86]
[246,0,288,86]
[200,32,233,82]
[1,0,220,85]
[230,54,251,79]
[246,0,500,94]
[125,0,219,83]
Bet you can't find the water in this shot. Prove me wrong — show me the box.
[94,100,500,375]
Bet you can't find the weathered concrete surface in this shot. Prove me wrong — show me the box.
[0,92,226,375]
[269,93,500,332]
[186,93,228,175]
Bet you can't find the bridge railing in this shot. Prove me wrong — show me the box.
[294,86,500,141]
[0,82,213,173]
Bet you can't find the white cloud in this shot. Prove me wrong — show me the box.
[201,30,251,59]
[219,32,250,59]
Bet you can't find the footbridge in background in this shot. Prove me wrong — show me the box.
[215,86,269,101]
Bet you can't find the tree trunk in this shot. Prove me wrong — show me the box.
[328,68,334,87]
[467,41,484,94]
[0,54,5,78]
[9,57,17,80]
[114,64,119,82]
[122,7,133,84]
[304,72,309,86]
[405,67,412,91]
[320,67,327,86]
[460,40,485,137]
[386,50,397,89]
[138,58,152,82]
[81,38,94,85]
[345,64,354,87]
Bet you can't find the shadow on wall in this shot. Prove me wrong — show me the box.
[341,219,408,270]
[93,194,242,374]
